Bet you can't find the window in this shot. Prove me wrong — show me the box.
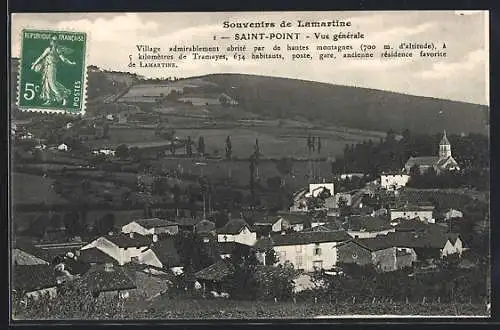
[295,245,302,253]
[296,256,303,268]
[352,253,358,259]
[131,256,139,263]
[313,260,323,270]
[314,245,322,256]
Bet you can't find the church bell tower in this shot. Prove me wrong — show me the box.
[439,130,452,159]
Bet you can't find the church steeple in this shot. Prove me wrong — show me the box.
[439,129,452,159]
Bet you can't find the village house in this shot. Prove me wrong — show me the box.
[13,264,59,301]
[306,183,335,198]
[272,230,351,272]
[79,263,137,299]
[217,219,257,246]
[271,212,311,233]
[174,217,200,232]
[57,143,69,151]
[93,148,116,157]
[134,237,181,270]
[444,208,464,220]
[337,238,417,272]
[80,233,153,266]
[389,204,435,224]
[404,130,460,175]
[217,241,252,260]
[339,173,365,180]
[194,259,235,294]
[12,248,50,266]
[121,218,179,236]
[380,173,410,190]
[253,237,275,265]
[385,230,465,260]
[344,215,396,239]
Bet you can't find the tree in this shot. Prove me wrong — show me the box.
[94,213,115,235]
[317,136,322,154]
[267,176,282,190]
[30,215,49,239]
[225,135,232,160]
[186,136,193,157]
[276,157,294,185]
[307,133,313,154]
[311,136,316,152]
[63,212,83,238]
[169,137,176,155]
[197,136,205,156]
[249,156,256,203]
[264,248,278,265]
[115,144,129,159]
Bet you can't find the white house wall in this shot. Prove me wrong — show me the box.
[271,219,282,232]
[26,287,57,300]
[217,227,257,246]
[380,175,410,190]
[273,241,339,273]
[122,222,153,236]
[347,228,395,239]
[138,249,163,268]
[390,210,434,223]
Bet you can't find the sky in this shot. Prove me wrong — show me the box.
[11,11,489,105]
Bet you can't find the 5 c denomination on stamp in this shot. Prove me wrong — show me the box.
[17,29,87,115]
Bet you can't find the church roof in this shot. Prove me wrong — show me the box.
[405,156,440,168]
[440,130,450,145]
[436,156,458,168]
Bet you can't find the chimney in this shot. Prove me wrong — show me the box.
[153,234,158,242]
[104,263,114,272]
[129,232,134,239]
[108,231,113,236]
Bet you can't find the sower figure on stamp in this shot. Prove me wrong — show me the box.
[30,35,76,106]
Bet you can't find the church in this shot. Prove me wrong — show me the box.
[404,130,460,175]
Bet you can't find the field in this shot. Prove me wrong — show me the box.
[126,297,488,319]
[11,172,70,205]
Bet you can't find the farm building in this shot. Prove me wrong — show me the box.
[217,219,257,246]
[380,173,410,190]
[272,230,351,272]
[121,218,179,236]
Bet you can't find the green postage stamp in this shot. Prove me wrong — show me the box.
[17,29,88,115]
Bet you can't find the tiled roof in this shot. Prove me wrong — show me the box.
[405,156,439,167]
[12,249,49,266]
[195,220,215,233]
[217,241,250,255]
[356,231,460,251]
[149,238,181,268]
[80,264,136,294]
[134,218,178,229]
[13,264,58,292]
[104,233,152,248]
[194,260,234,281]
[277,212,311,225]
[13,239,51,263]
[390,204,435,212]
[174,218,200,227]
[272,230,351,246]
[436,156,458,168]
[395,219,447,233]
[217,219,251,235]
[79,247,119,265]
[253,237,274,251]
[346,215,392,232]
